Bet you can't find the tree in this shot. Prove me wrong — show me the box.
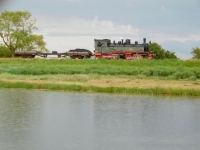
[164,50,177,59]
[0,11,48,57]
[150,42,177,59]
[150,42,165,59]
[0,44,11,57]
[191,47,200,59]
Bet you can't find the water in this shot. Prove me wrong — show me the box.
[0,89,200,150]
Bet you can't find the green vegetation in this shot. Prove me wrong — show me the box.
[150,43,177,59]
[0,81,199,96]
[0,59,199,96]
[0,11,48,57]
[0,45,11,57]
[0,58,199,80]
[191,47,200,59]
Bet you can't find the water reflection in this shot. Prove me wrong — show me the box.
[0,89,199,150]
[93,95,200,150]
[0,90,44,149]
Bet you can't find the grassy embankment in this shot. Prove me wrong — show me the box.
[0,58,200,96]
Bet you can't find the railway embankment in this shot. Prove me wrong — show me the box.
[0,58,200,96]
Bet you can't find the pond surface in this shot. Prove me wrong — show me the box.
[0,89,200,150]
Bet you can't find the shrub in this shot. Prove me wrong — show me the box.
[188,76,197,81]
[0,46,12,57]
[173,70,196,79]
[142,69,153,76]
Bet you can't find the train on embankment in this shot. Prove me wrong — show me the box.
[14,38,154,59]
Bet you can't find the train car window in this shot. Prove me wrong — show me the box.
[97,42,102,47]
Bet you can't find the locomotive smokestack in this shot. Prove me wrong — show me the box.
[143,38,146,44]
[122,39,123,44]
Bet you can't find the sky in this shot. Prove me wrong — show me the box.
[0,0,200,59]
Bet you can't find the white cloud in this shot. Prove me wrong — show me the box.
[36,15,139,36]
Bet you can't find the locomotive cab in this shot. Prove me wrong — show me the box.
[94,39,111,53]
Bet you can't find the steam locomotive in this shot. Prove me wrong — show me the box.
[14,38,154,59]
[94,38,153,59]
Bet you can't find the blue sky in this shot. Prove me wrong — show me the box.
[1,0,200,59]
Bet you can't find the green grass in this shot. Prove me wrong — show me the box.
[0,58,200,96]
[0,58,200,80]
[0,81,199,97]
